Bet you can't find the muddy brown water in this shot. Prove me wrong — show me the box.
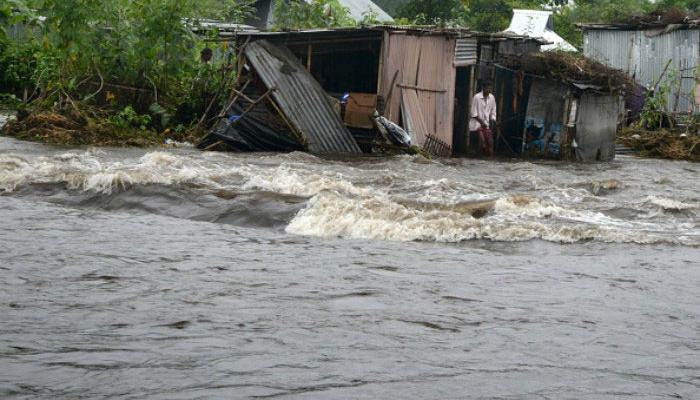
[0,128,699,399]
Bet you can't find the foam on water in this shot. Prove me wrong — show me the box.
[643,195,697,211]
[0,148,697,246]
[241,164,371,197]
[0,151,244,194]
[285,191,670,244]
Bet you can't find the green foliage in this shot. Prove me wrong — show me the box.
[273,0,355,30]
[396,0,461,24]
[461,0,514,31]
[0,40,40,95]
[198,0,258,22]
[0,0,253,138]
[0,93,21,109]
[360,8,381,25]
[655,0,700,12]
[1,0,33,39]
[109,106,152,130]
[638,71,677,130]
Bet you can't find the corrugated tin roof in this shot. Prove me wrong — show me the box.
[506,9,577,52]
[235,26,546,43]
[193,20,258,32]
[541,29,577,52]
[578,22,700,31]
[507,9,551,38]
[244,40,362,154]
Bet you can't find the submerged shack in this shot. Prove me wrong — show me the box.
[483,52,629,161]
[203,26,626,161]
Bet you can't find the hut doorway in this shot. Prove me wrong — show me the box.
[453,66,475,156]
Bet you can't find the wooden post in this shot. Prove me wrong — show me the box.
[496,81,504,156]
[466,66,475,150]
[376,33,386,95]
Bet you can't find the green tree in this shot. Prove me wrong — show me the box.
[0,0,254,122]
[1,0,33,41]
[396,0,461,23]
[273,0,355,29]
[654,0,700,12]
[198,0,258,22]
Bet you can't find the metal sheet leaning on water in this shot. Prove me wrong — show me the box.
[244,40,362,155]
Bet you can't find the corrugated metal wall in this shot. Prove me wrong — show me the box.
[380,32,457,151]
[455,37,478,66]
[584,29,700,113]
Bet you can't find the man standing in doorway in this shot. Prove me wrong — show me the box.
[469,81,497,157]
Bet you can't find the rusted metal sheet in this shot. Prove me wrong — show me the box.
[244,40,362,154]
[380,32,456,152]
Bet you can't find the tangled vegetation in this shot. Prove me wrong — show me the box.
[619,126,700,161]
[500,51,635,92]
[618,69,700,162]
[0,0,359,146]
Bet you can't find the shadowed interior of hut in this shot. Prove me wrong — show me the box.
[288,41,381,94]
[453,66,474,157]
[287,39,383,152]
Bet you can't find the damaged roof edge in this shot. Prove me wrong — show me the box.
[577,21,700,31]
[233,25,546,43]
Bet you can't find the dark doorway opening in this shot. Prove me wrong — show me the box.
[453,66,474,157]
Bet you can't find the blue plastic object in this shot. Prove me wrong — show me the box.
[547,123,562,156]
[525,118,545,151]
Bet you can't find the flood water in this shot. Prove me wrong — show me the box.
[1,128,699,399]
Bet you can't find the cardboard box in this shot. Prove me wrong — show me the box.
[344,93,377,129]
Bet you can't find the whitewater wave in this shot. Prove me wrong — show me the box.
[0,151,250,194]
[286,191,678,245]
[1,149,697,246]
[241,165,372,197]
[643,196,697,211]
[0,151,375,199]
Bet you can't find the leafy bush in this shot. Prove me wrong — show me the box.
[273,0,355,29]
[109,106,152,130]
[0,40,39,97]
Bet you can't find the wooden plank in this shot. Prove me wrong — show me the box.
[401,88,430,146]
[398,84,446,93]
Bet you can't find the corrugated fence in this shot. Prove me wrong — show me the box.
[584,28,699,113]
